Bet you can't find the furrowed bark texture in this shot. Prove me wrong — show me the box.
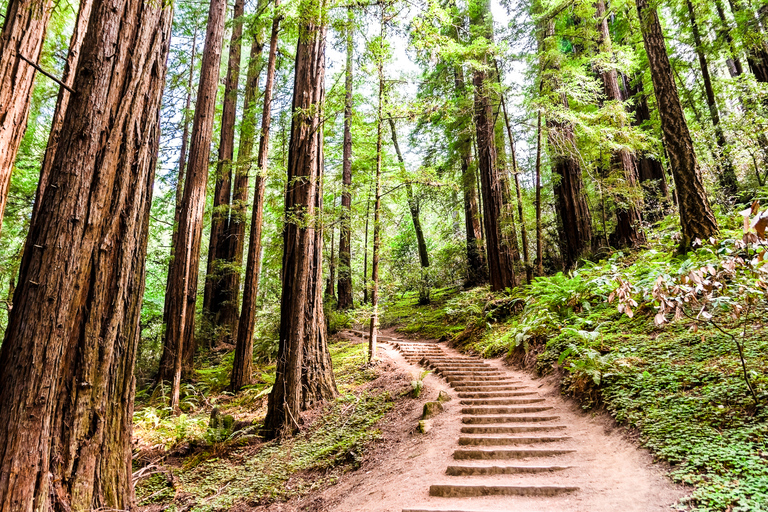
[0,0,54,232]
[158,0,227,408]
[0,0,172,507]
[203,0,245,337]
[470,0,518,291]
[264,4,337,435]
[32,0,93,226]
[229,9,269,391]
[453,65,486,286]
[636,0,718,246]
[337,5,354,310]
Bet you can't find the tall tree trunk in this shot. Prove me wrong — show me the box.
[325,195,336,300]
[368,21,384,362]
[499,91,531,281]
[388,118,429,268]
[595,0,645,248]
[541,21,593,269]
[264,0,337,436]
[0,0,172,506]
[685,0,738,196]
[636,0,718,247]
[231,0,280,392]
[363,180,371,304]
[31,0,93,226]
[337,5,355,310]
[535,110,544,276]
[470,0,519,291]
[203,0,245,338]
[158,0,228,411]
[453,65,486,286]
[0,0,54,232]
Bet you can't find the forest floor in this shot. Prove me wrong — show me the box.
[306,328,687,512]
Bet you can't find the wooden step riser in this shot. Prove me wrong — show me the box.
[462,415,560,424]
[461,406,553,414]
[429,484,579,497]
[453,449,576,460]
[452,386,528,392]
[459,399,545,406]
[458,436,571,446]
[445,465,571,476]
[461,425,567,434]
[457,392,538,398]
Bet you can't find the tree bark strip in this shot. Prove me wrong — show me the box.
[470,0,519,291]
[231,0,280,392]
[32,0,93,226]
[158,0,228,411]
[337,5,355,309]
[263,0,337,435]
[0,0,55,232]
[636,0,718,247]
[203,0,245,336]
[0,0,172,506]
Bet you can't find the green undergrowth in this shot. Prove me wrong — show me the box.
[384,221,768,511]
[134,340,395,511]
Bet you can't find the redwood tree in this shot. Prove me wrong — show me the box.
[263,0,337,435]
[0,0,172,506]
[0,0,54,231]
[470,0,519,291]
[158,0,228,411]
[203,0,245,338]
[636,0,718,247]
[231,0,281,392]
[337,5,355,310]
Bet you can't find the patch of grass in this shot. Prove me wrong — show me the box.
[134,340,396,511]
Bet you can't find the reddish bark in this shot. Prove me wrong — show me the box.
[0,0,172,506]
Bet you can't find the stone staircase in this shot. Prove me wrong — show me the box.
[390,338,580,512]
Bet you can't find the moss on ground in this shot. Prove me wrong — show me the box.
[134,340,395,511]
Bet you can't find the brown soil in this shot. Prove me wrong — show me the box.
[255,328,688,512]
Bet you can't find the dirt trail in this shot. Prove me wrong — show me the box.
[314,329,687,512]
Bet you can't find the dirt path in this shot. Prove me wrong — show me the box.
[314,329,687,512]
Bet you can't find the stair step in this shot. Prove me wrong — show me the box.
[452,382,525,389]
[458,436,571,446]
[462,415,560,424]
[452,386,529,392]
[445,464,571,476]
[458,391,537,398]
[459,398,545,405]
[461,406,553,414]
[445,376,519,383]
[437,369,502,374]
[461,425,567,434]
[452,448,576,460]
[429,484,579,497]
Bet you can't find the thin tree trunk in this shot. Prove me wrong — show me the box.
[363,180,371,304]
[0,0,172,506]
[203,0,245,338]
[337,5,354,310]
[0,0,54,232]
[325,195,336,300]
[368,21,384,362]
[471,0,519,291]
[263,0,337,436]
[32,0,93,225]
[388,118,429,268]
[535,110,543,276]
[595,0,645,248]
[685,0,738,196]
[499,91,531,281]
[729,0,768,82]
[231,0,280,392]
[636,0,718,247]
[158,0,228,412]
[453,65,486,286]
[714,0,744,78]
